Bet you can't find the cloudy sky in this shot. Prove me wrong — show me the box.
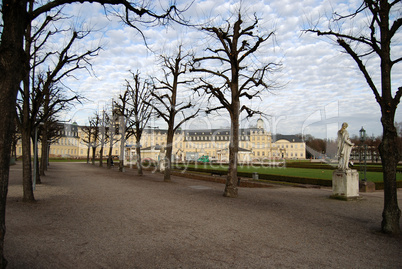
[47,0,401,139]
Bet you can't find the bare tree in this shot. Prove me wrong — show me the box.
[15,13,97,202]
[81,124,94,164]
[125,70,153,175]
[10,122,21,161]
[148,46,199,182]
[90,113,102,165]
[306,0,401,235]
[105,109,117,169]
[98,110,107,167]
[114,89,135,172]
[39,80,80,176]
[0,1,188,265]
[40,117,63,173]
[191,11,280,197]
[80,113,102,165]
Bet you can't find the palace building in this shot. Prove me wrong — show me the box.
[15,118,306,162]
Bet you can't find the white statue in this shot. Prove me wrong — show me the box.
[336,122,354,170]
[158,145,166,172]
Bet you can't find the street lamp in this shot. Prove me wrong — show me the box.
[359,127,366,142]
[359,126,367,182]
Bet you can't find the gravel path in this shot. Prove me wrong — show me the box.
[5,162,402,268]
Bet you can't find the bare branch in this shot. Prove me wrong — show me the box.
[173,109,200,132]
[337,38,381,102]
[240,105,262,118]
[190,66,231,85]
[392,57,402,66]
[308,29,376,49]
[332,2,367,21]
[32,0,181,21]
[389,17,402,40]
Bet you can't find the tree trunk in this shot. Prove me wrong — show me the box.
[0,1,28,266]
[22,128,35,202]
[378,2,401,234]
[164,126,174,182]
[136,143,143,175]
[11,133,17,160]
[20,0,35,202]
[119,117,125,172]
[86,146,90,164]
[224,101,239,198]
[379,106,401,234]
[40,125,48,176]
[107,128,114,169]
[34,145,41,185]
[92,146,96,165]
[107,146,113,169]
[99,116,105,167]
[99,147,103,167]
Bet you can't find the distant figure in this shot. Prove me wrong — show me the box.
[336,123,354,170]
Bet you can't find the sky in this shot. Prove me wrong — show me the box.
[38,0,401,140]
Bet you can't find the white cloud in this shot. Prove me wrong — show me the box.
[49,0,401,138]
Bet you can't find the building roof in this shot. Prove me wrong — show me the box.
[184,129,251,136]
[272,134,302,143]
[144,129,189,135]
[141,144,163,151]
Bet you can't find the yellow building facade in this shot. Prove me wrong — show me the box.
[15,119,306,162]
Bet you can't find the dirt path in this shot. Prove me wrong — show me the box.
[5,162,402,268]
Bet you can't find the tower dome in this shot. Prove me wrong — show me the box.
[257,118,264,129]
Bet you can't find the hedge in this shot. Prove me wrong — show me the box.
[176,166,402,190]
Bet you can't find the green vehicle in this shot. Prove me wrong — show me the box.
[197,155,210,163]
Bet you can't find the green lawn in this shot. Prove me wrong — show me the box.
[176,163,402,183]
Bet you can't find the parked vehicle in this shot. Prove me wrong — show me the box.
[197,155,210,163]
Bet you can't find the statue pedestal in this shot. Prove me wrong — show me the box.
[331,169,360,200]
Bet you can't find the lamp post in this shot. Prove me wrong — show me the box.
[359,126,367,182]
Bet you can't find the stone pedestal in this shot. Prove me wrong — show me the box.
[359,181,376,192]
[331,169,360,200]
